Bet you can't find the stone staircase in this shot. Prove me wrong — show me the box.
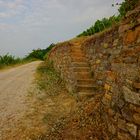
[71,42,95,98]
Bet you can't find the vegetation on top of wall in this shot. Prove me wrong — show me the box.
[118,0,139,17]
[0,43,55,69]
[77,0,139,37]
[25,43,55,60]
[77,16,120,37]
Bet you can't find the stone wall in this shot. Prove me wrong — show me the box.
[48,42,77,93]
[81,6,140,140]
[48,5,140,140]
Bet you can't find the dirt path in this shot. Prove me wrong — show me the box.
[0,61,41,140]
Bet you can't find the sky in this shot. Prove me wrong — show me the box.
[0,0,123,57]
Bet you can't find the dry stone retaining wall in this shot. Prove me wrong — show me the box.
[81,6,140,140]
[48,42,77,93]
[48,6,140,140]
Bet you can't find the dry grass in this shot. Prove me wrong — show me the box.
[14,61,108,140]
[19,61,77,139]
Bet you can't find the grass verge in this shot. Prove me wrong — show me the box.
[18,61,107,140]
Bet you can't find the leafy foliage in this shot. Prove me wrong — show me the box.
[0,54,23,68]
[77,16,120,37]
[25,43,55,60]
[77,0,139,37]
[0,44,55,69]
[118,0,139,17]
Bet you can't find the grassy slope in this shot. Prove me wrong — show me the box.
[18,61,107,140]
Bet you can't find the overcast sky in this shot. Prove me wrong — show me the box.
[0,0,123,57]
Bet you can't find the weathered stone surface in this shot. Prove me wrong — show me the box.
[49,5,140,140]
[121,106,133,122]
[118,98,125,109]
[118,118,127,131]
[104,84,111,91]
[138,129,140,140]
[103,43,108,48]
[108,123,117,135]
[119,24,130,34]
[126,79,133,87]
[118,132,133,140]
[106,71,116,81]
[133,113,140,125]
[123,26,140,45]
[123,86,140,105]
[123,56,137,63]
[108,108,115,117]
[133,82,140,89]
[129,104,140,113]
[102,93,112,106]
[95,59,101,64]
[126,123,137,138]
[113,39,119,46]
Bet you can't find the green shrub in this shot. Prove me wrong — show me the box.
[25,43,55,60]
[0,54,30,69]
[77,16,120,37]
[119,0,139,17]
[0,54,22,66]
[77,0,139,37]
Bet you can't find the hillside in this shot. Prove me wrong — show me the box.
[0,1,139,140]
[47,2,140,140]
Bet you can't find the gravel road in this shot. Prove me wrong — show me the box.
[0,61,41,140]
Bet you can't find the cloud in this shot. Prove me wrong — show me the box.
[0,23,13,30]
[0,0,27,19]
[0,0,23,9]
[0,0,124,56]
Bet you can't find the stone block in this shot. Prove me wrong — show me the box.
[113,39,119,46]
[121,106,133,122]
[123,26,140,45]
[108,123,117,135]
[123,56,137,64]
[138,129,140,140]
[133,113,140,125]
[95,59,101,64]
[126,79,133,87]
[103,43,108,48]
[123,86,140,106]
[118,118,127,131]
[108,108,115,117]
[126,123,137,138]
[102,94,112,106]
[119,24,130,34]
[118,99,125,109]
[104,93,112,100]
[118,132,133,140]
[133,82,140,89]
[104,84,111,91]
[106,71,116,81]
[114,113,121,122]
[129,104,140,113]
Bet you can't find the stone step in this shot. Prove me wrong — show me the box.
[72,45,81,48]
[75,72,91,79]
[71,53,85,57]
[77,92,95,100]
[72,57,87,62]
[77,79,95,85]
[73,67,90,72]
[72,62,89,67]
[72,56,85,59]
[71,50,83,53]
[76,85,96,92]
